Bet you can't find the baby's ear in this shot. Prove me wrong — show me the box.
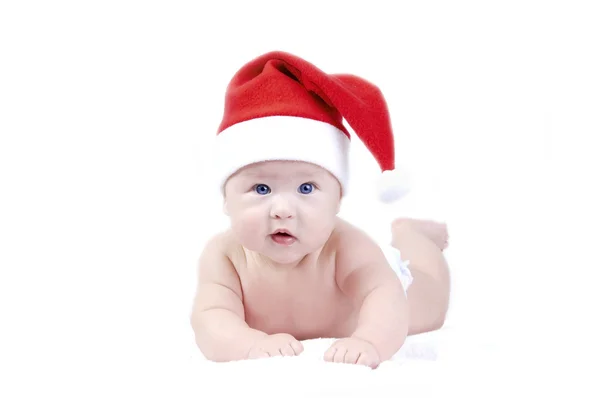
[336,187,343,214]
[222,200,229,216]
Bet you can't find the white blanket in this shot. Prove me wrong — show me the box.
[161,327,590,398]
[188,334,448,397]
[5,324,589,397]
[160,327,518,398]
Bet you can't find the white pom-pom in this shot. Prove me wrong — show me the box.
[377,168,411,203]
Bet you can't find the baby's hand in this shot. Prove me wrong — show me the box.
[324,337,381,369]
[247,333,304,359]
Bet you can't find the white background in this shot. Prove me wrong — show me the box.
[1,0,599,395]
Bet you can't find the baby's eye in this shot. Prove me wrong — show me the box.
[254,184,271,195]
[298,183,314,194]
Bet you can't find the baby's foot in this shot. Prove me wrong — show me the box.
[392,218,449,251]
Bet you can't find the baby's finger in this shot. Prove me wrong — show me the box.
[290,340,304,355]
[357,353,378,369]
[280,344,296,356]
[344,349,361,364]
[333,347,347,363]
[323,346,337,362]
[356,353,371,367]
[265,349,283,357]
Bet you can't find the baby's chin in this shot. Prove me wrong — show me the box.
[253,241,320,268]
[236,233,329,266]
[256,245,306,266]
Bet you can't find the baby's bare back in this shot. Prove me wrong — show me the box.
[229,239,358,340]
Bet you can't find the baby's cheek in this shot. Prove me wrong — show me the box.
[232,214,265,243]
[307,213,337,240]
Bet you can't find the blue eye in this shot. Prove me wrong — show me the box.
[254,184,271,195]
[298,183,314,194]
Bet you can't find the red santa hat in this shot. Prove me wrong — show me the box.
[214,50,411,203]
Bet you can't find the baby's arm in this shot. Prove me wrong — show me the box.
[190,234,267,362]
[335,224,409,362]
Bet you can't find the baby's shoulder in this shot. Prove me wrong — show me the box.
[200,229,229,254]
[196,229,246,284]
[200,229,246,268]
[331,218,385,268]
[332,217,378,249]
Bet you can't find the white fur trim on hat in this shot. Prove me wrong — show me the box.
[377,168,411,203]
[213,116,350,194]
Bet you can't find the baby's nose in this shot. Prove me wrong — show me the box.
[269,196,295,219]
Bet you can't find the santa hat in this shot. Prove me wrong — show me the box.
[213,50,411,203]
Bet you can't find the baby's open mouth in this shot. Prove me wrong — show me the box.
[270,231,296,245]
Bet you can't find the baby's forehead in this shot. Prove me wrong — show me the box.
[237,161,326,179]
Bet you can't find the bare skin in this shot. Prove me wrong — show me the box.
[393,217,449,251]
[391,218,451,335]
[190,161,451,369]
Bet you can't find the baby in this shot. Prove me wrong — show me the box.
[190,51,451,369]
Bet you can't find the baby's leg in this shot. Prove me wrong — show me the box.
[391,218,451,335]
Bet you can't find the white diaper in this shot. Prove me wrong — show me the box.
[380,244,413,291]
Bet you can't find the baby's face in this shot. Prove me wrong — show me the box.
[223,160,342,266]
